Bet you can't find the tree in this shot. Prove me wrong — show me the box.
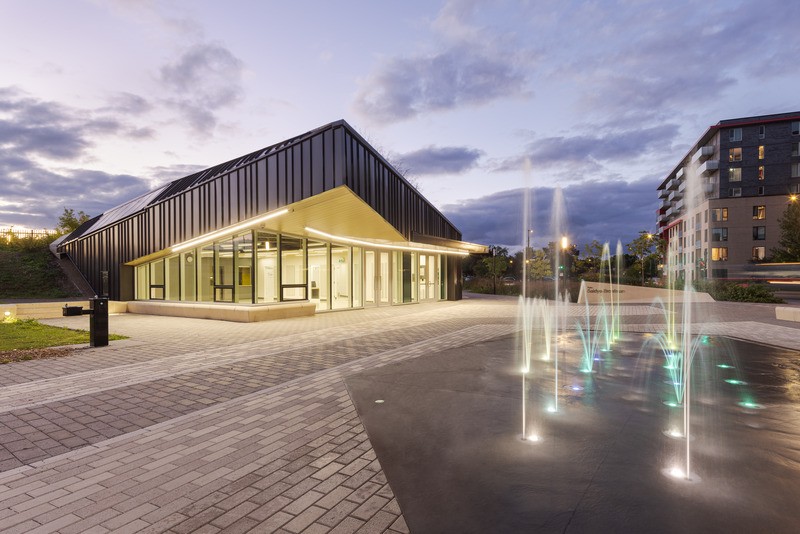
[529,249,553,280]
[771,198,800,262]
[57,208,91,234]
[482,245,509,294]
[627,231,658,286]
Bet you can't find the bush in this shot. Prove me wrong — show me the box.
[694,280,783,303]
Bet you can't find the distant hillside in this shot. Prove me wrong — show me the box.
[0,245,82,300]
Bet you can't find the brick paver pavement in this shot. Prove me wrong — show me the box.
[0,296,798,533]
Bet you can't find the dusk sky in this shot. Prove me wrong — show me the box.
[1,0,798,251]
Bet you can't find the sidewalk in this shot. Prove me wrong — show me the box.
[0,299,798,533]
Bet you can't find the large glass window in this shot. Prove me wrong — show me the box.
[166,255,180,300]
[215,237,234,302]
[394,251,415,304]
[753,205,766,220]
[149,259,165,299]
[234,232,253,303]
[331,244,351,310]
[307,240,328,310]
[198,244,214,302]
[711,228,728,242]
[136,264,148,300]
[256,232,279,303]
[181,251,196,301]
[711,247,728,261]
[728,148,742,162]
[729,128,742,142]
[281,236,306,301]
[728,168,741,182]
[759,145,765,159]
[352,247,362,308]
[752,246,766,261]
[753,226,766,240]
[364,250,375,305]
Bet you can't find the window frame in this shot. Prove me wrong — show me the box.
[753,205,766,220]
[728,147,742,162]
[729,168,742,182]
[753,226,766,240]
[729,128,742,142]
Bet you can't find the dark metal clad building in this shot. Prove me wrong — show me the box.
[56,120,484,317]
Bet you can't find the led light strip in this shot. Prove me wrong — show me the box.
[171,208,289,252]
[305,227,469,256]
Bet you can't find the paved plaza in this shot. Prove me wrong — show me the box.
[0,295,799,533]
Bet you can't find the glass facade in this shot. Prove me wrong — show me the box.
[134,229,445,311]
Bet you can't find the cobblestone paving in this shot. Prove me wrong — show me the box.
[0,297,797,533]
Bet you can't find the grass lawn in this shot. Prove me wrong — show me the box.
[0,319,126,353]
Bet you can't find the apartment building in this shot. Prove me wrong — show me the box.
[656,112,800,281]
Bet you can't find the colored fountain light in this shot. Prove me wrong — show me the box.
[526,434,541,442]
[725,379,747,385]
[717,363,735,369]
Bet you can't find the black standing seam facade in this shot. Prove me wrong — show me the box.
[58,120,464,301]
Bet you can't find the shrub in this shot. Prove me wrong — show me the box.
[694,280,783,303]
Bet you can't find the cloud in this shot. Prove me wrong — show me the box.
[160,43,244,132]
[0,153,150,229]
[442,177,658,250]
[496,124,680,173]
[392,145,482,175]
[353,0,532,123]
[0,87,158,228]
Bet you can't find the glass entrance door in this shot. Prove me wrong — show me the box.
[364,250,391,307]
[419,254,437,301]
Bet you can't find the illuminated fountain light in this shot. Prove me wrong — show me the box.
[724,379,747,385]
[738,400,764,410]
[664,428,684,439]
[546,405,557,413]
[526,433,541,442]
[717,363,735,369]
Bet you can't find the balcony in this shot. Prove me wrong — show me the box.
[665,207,674,217]
[658,188,669,199]
[692,145,715,163]
[678,180,687,193]
[676,167,685,180]
[658,213,668,223]
[675,199,684,212]
[667,178,680,190]
[703,181,715,195]
[668,190,683,202]
[698,159,719,176]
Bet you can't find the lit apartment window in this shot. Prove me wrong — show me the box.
[793,142,800,157]
[711,228,728,241]
[728,147,742,162]
[759,125,766,139]
[711,208,728,221]
[793,121,800,135]
[758,166,765,180]
[759,145,765,159]
[758,186,765,196]
[729,128,742,142]
[729,168,742,181]
[730,188,742,197]
[753,205,766,219]
[711,247,728,261]
[752,246,766,261]
[792,163,800,178]
[753,226,766,240]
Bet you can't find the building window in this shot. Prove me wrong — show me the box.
[792,163,800,178]
[793,142,800,157]
[753,226,766,240]
[711,247,728,261]
[759,125,766,139]
[759,145,765,159]
[729,168,742,181]
[730,188,742,197]
[758,186,765,195]
[711,228,728,242]
[758,166,765,180]
[711,207,728,221]
[792,184,800,194]
[752,246,766,261]
[753,205,766,219]
[728,147,742,162]
[729,128,742,142]
[793,121,800,135]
